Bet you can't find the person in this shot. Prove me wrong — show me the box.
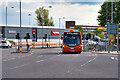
[93,45,96,51]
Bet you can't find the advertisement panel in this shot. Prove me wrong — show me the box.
[32,28,37,42]
[32,29,36,34]
[8,30,16,34]
[51,31,60,36]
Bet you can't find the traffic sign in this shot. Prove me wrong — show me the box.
[107,23,118,34]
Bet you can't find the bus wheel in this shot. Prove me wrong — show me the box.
[62,52,65,54]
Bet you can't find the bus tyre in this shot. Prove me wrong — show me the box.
[78,52,81,54]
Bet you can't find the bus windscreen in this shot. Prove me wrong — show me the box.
[64,32,81,47]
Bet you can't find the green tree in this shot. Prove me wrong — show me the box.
[35,8,54,26]
[97,1,120,26]
[74,26,83,35]
[94,28,105,38]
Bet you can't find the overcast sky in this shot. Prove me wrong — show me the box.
[0,0,106,27]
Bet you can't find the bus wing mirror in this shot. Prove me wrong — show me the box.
[61,45,62,48]
[61,37,63,40]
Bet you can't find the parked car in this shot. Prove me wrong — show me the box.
[0,41,12,48]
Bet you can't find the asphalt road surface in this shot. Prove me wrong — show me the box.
[2,48,118,78]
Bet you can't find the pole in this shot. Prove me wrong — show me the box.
[28,14,31,25]
[59,18,61,47]
[117,24,118,53]
[83,33,85,51]
[5,7,7,40]
[19,0,22,52]
[42,7,44,48]
[105,2,108,51]
[108,24,110,53]
[111,0,113,51]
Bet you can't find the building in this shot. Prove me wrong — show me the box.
[75,25,105,34]
[0,25,70,42]
[65,21,105,34]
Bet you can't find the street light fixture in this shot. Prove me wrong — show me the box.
[59,17,65,47]
[28,14,31,25]
[41,6,52,48]
[5,6,14,40]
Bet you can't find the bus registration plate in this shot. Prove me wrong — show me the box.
[71,50,75,52]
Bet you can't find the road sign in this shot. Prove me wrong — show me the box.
[32,28,37,42]
[107,23,118,34]
[32,29,36,34]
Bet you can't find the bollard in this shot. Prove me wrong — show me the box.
[32,44,34,48]
[19,45,22,52]
[47,43,48,48]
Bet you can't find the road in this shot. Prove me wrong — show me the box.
[1,48,118,78]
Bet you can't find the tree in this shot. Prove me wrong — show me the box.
[74,26,83,35]
[97,1,120,26]
[94,28,105,38]
[35,8,54,26]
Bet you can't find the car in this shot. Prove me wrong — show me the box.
[0,41,12,48]
[86,40,98,45]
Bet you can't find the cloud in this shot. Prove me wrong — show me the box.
[2,0,105,3]
[49,3,102,26]
[1,2,102,27]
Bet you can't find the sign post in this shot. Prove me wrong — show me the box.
[107,23,119,53]
[117,24,119,53]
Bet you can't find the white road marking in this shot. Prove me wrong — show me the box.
[67,70,70,73]
[10,64,28,69]
[3,58,16,61]
[57,55,61,56]
[115,58,118,60]
[3,60,7,61]
[36,60,44,63]
[111,57,115,60]
[37,55,43,57]
[80,54,97,67]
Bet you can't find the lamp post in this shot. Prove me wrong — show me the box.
[111,0,113,52]
[28,14,31,25]
[5,6,14,40]
[20,0,22,43]
[59,17,65,47]
[41,6,52,48]
[105,2,108,51]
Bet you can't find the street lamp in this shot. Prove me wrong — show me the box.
[20,0,22,43]
[59,17,65,47]
[5,6,14,40]
[28,14,31,25]
[42,6,52,48]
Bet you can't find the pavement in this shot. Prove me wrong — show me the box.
[91,51,119,55]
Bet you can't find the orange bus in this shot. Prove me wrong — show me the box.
[62,30,82,53]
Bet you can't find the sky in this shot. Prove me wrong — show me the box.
[0,0,106,28]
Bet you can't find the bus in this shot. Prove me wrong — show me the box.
[62,30,82,53]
